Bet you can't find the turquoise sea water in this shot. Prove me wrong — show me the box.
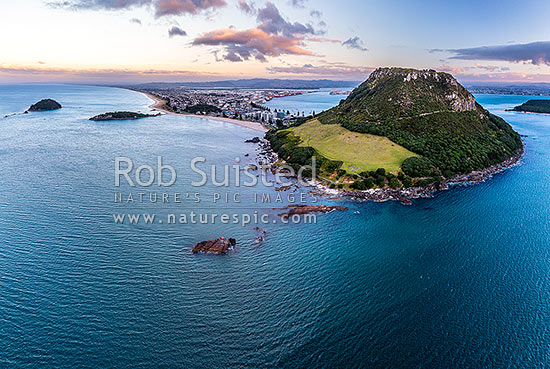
[1,85,549,368]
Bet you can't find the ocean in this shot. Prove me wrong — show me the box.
[1,85,549,368]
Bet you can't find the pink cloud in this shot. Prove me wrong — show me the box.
[193,28,313,62]
[267,63,373,80]
[155,0,226,16]
[0,65,221,83]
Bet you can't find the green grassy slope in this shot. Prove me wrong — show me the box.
[290,120,417,173]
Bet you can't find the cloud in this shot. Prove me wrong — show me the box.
[50,0,227,16]
[267,62,373,79]
[49,0,151,10]
[307,37,340,43]
[0,65,221,83]
[342,36,367,51]
[155,0,226,16]
[446,41,550,66]
[310,10,322,18]
[193,28,313,62]
[438,64,511,75]
[237,0,255,14]
[168,26,187,37]
[130,17,142,24]
[472,64,510,72]
[194,2,322,62]
[257,2,318,37]
[288,0,306,8]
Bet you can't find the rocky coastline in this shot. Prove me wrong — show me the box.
[254,136,524,206]
[315,147,524,205]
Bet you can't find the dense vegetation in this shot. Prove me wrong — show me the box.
[266,130,341,178]
[511,100,550,114]
[316,68,522,176]
[89,111,158,121]
[183,104,221,114]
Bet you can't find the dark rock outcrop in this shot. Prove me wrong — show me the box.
[245,137,261,143]
[28,99,62,111]
[192,238,236,254]
[278,204,348,217]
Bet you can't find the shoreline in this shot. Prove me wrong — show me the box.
[505,109,550,116]
[138,90,269,133]
[310,146,525,205]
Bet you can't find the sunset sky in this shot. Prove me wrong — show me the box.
[2,0,550,83]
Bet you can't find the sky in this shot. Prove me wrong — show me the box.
[1,0,550,84]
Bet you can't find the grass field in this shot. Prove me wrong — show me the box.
[290,120,417,173]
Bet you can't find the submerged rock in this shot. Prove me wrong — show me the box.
[278,204,348,217]
[28,99,62,111]
[192,238,236,254]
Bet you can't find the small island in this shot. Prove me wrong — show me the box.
[509,100,550,114]
[28,99,62,111]
[89,111,160,121]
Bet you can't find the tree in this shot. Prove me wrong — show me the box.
[401,157,435,178]
[351,180,366,190]
[376,168,386,176]
[402,176,414,188]
[389,177,401,189]
[363,178,374,188]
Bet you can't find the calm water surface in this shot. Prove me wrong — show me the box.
[265,88,346,115]
[0,85,549,368]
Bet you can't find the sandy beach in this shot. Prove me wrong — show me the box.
[140,91,269,133]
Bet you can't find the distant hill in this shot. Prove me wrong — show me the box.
[467,83,550,96]
[126,78,359,90]
[510,99,550,114]
[268,68,523,186]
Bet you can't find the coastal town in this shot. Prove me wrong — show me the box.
[132,87,318,128]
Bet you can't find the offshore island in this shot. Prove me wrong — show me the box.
[28,99,62,111]
[89,111,160,121]
[509,99,550,114]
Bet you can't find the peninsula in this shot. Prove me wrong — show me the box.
[509,100,550,114]
[89,111,160,121]
[266,67,523,197]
